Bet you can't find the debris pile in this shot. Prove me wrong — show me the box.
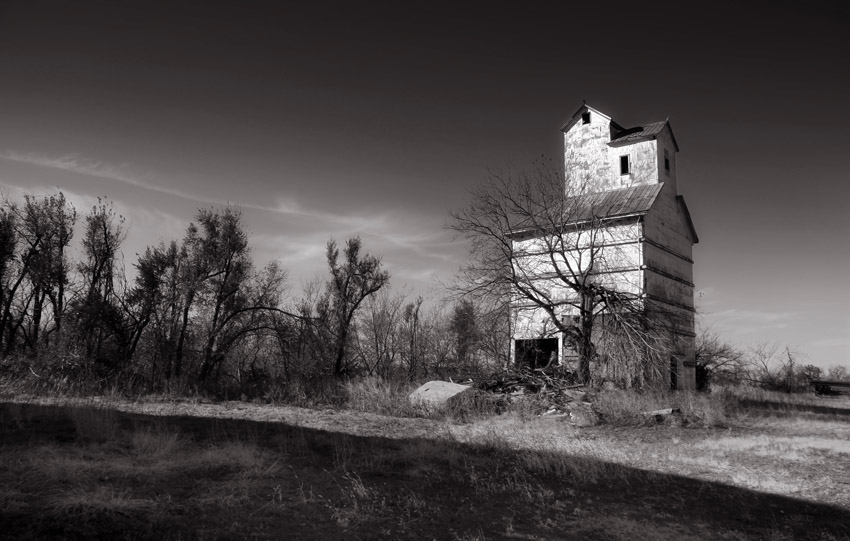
[473,367,598,425]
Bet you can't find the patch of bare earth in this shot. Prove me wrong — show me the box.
[1,394,849,540]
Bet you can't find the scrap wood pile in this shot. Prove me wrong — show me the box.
[473,366,595,422]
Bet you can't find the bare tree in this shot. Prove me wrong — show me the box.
[449,162,672,386]
[747,344,808,392]
[355,288,405,378]
[415,304,454,378]
[694,327,747,389]
[72,198,127,363]
[1,193,76,356]
[322,236,390,378]
[400,295,424,380]
[827,364,849,381]
[449,299,481,371]
[135,207,291,385]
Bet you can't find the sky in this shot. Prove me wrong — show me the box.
[0,1,848,369]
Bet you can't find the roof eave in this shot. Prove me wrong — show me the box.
[508,212,648,239]
[607,136,655,148]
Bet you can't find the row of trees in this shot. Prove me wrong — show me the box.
[695,330,844,392]
[2,185,840,396]
[0,191,508,395]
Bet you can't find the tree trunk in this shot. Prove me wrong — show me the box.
[577,292,595,384]
[174,290,195,377]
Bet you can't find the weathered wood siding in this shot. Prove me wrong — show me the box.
[610,139,657,189]
[564,111,616,194]
[643,182,696,388]
[655,128,678,194]
[511,221,644,347]
[564,113,662,195]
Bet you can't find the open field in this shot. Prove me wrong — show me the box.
[1,392,849,540]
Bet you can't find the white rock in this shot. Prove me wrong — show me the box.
[409,380,472,408]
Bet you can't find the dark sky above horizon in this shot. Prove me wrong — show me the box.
[1,1,848,368]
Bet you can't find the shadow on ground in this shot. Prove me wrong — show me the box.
[1,401,848,540]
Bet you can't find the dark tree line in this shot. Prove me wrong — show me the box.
[0,191,507,397]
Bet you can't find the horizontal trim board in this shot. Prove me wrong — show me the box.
[645,294,696,313]
[642,237,694,263]
[523,266,643,280]
[642,265,695,287]
[514,237,643,257]
[509,215,644,240]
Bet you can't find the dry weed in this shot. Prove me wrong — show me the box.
[131,426,185,458]
[345,377,418,417]
[66,403,120,442]
[45,485,155,516]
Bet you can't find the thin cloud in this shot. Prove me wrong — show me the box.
[705,308,801,335]
[2,151,463,289]
[0,150,210,203]
[0,150,386,226]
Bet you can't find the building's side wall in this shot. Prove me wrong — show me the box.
[512,223,642,276]
[564,114,665,195]
[643,183,697,389]
[655,128,678,194]
[564,112,615,195]
[643,242,692,285]
[608,139,658,189]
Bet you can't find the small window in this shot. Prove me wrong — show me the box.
[581,111,591,124]
[664,149,670,173]
[620,155,630,175]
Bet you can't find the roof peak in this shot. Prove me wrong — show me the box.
[560,103,614,132]
[560,102,679,151]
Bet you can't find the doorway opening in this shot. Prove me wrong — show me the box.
[515,339,558,370]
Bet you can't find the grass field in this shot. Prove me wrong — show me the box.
[1,389,849,540]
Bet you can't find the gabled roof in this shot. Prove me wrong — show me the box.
[509,183,664,239]
[563,183,664,224]
[609,121,666,145]
[560,102,680,151]
[609,120,680,152]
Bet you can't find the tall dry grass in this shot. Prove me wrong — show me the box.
[131,427,185,458]
[591,388,731,427]
[67,402,121,441]
[344,377,419,416]
[344,377,505,422]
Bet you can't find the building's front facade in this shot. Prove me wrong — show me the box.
[511,104,698,389]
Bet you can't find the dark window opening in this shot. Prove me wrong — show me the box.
[581,111,591,124]
[664,149,670,173]
[620,155,630,175]
[670,358,679,390]
[515,339,558,370]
